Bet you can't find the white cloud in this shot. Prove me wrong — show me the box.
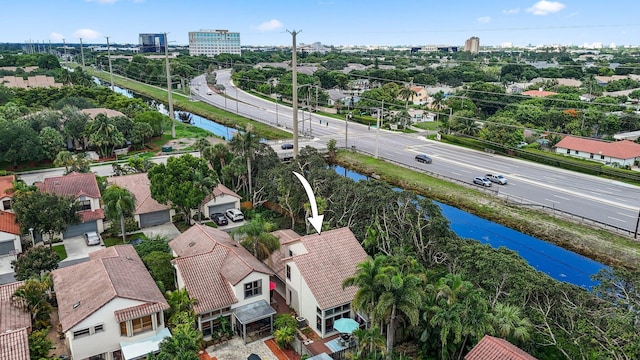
[256,19,283,32]
[526,1,566,15]
[49,32,64,42]
[477,16,491,24]
[502,8,520,14]
[73,28,102,39]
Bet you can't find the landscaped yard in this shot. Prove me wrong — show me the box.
[103,233,147,247]
[52,244,67,261]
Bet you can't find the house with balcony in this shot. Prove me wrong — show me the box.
[52,245,170,360]
[0,281,32,360]
[107,173,174,228]
[267,227,368,339]
[169,224,275,344]
[35,172,104,239]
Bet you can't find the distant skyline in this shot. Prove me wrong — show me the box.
[2,0,639,48]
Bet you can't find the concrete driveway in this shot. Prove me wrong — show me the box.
[141,223,181,240]
[63,235,105,261]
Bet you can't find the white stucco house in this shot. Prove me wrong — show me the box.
[169,224,275,344]
[267,227,368,339]
[0,210,22,257]
[199,183,242,219]
[52,245,170,360]
[555,136,640,166]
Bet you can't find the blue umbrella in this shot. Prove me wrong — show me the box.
[333,318,359,333]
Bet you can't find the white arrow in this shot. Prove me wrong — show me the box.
[293,171,324,234]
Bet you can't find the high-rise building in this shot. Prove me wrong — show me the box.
[464,36,480,54]
[188,29,241,57]
[138,33,166,53]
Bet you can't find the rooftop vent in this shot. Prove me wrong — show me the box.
[72,301,80,309]
[188,242,196,247]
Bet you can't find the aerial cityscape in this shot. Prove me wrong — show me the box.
[1,0,640,360]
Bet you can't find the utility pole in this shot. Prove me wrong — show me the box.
[62,38,67,61]
[79,38,85,68]
[376,100,383,158]
[288,29,301,157]
[105,36,114,92]
[164,32,175,138]
[635,209,640,239]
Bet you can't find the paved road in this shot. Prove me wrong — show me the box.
[192,70,640,235]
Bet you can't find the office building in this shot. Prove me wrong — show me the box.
[465,36,480,54]
[188,29,241,57]
[138,33,165,53]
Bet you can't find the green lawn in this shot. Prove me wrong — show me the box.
[413,121,441,131]
[53,244,68,261]
[103,233,147,247]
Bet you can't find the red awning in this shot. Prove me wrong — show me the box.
[269,281,276,290]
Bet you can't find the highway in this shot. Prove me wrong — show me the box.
[191,70,640,235]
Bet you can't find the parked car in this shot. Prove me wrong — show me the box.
[225,208,245,222]
[516,141,528,148]
[211,212,228,226]
[281,143,294,150]
[414,154,432,164]
[84,231,101,246]
[473,176,492,187]
[485,173,508,185]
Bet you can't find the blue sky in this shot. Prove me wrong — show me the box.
[2,0,639,47]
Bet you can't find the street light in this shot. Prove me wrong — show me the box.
[345,112,352,149]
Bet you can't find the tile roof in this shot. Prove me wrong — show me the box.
[114,302,168,323]
[80,209,105,222]
[0,210,20,235]
[36,171,101,199]
[465,335,537,360]
[172,224,274,314]
[0,281,31,333]
[0,175,15,199]
[0,75,62,89]
[265,230,302,281]
[291,227,367,309]
[202,183,241,204]
[53,245,168,332]
[107,173,171,215]
[521,90,557,98]
[555,136,640,160]
[81,108,126,119]
[0,327,30,360]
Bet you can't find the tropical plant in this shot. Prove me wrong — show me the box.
[342,255,388,326]
[102,184,136,243]
[192,168,217,223]
[233,214,280,261]
[11,247,60,281]
[353,326,386,358]
[12,277,53,328]
[228,125,262,201]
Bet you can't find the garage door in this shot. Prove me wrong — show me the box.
[139,210,170,228]
[208,203,236,217]
[0,240,14,256]
[63,221,98,239]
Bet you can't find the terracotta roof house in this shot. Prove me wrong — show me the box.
[267,227,368,338]
[0,75,62,89]
[521,89,558,98]
[0,210,22,256]
[410,86,429,105]
[107,173,174,228]
[169,224,275,343]
[199,183,242,220]
[555,136,640,166]
[465,335,537,360]
[35,172,104,239]
[0,281,31,360]
[0,175,15,212]
[52,245,170,360]
[81,108,126,119]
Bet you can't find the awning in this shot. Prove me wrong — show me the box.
[120,328,171,360]
[269,281,276,290]
[233,299,276,325]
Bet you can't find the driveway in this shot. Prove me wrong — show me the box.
[64,236,105,261]
[141,223,181,240]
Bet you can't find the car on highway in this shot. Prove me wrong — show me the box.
[225,208,245,222]
[473,176,492,187]
[84,231,101,246]
[211,212,228,226]
[485,173,508,185]
[281,143,294,150]
[414,154,432,164]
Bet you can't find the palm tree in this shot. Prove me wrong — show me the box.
[431,91,446,122]
[232,214,280,261]
[228,125,261,201]
[193,169,217,223]
[165,288,198,325]
[102,184,136,243]
[12,277,53,326]
[342,255,387,326]
[450,115,480,137]
[490,303,532,341]
[353,326,386,359]
[398,86,417,110]
[87,113,125,158]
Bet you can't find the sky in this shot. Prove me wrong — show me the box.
[2,0,639,48]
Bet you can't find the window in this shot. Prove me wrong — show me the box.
[94,324,104,333]
[566,149,570,154]
[316,316,322,331]
[244,280,262,299]
[78,199,91,211]
[131,315,153,335]
[2,199,11,210]
[120,322,127,336]
[600,155,605,160]
[288,249,293,257]
[590,153,594,159]
[73,328,90,339]
[574,150,579,155]
[286,265,291,280]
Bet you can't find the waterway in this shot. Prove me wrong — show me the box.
[101,79,607,290]
[331,165,607,290]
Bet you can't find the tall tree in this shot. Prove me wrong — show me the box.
[102,184,136,243]
[11,277,53,326]
[192,169,217,223]
[342,255,388,326]
[232,214,280,261]
[11,247,59,281]
[86,113,125,157]
[228,125,262,202]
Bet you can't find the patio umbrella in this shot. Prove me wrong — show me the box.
[333,318,359,334]
[247,354,261,360]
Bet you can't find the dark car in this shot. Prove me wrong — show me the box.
[281,143,294,150]
[211,212,228,226]
[414,154,432,164]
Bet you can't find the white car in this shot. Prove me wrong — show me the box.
[225,209,245,222]
[84,231,101,246]
[485,173,508,185]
